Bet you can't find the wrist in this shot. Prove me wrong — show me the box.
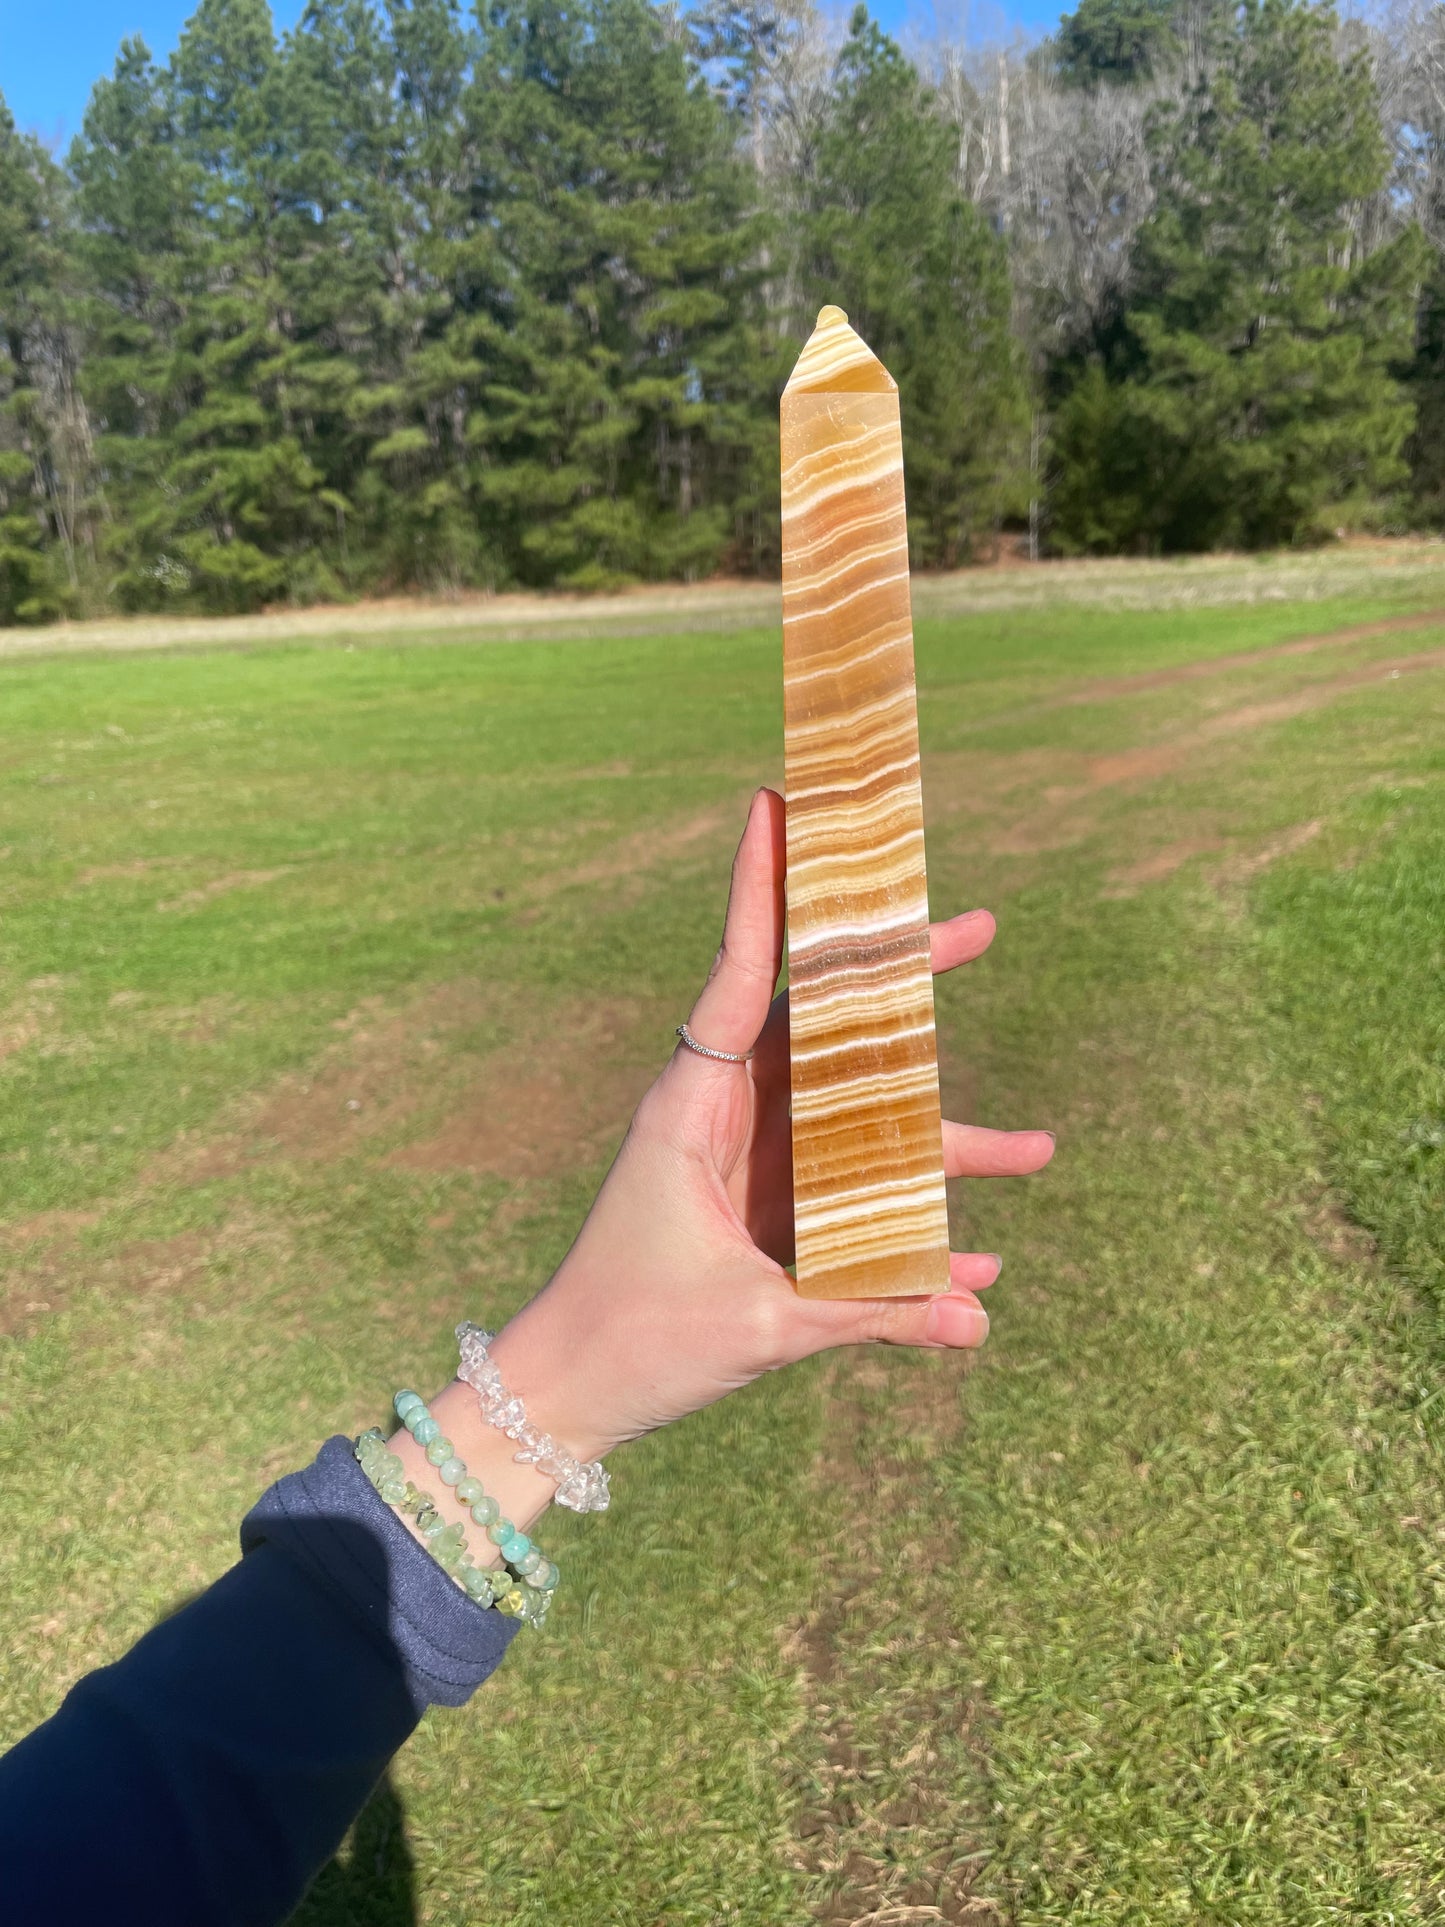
[486,1294,621,1465]
[385,1285,619,1567]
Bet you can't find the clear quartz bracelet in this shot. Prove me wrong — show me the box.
[455,1321,611,1513]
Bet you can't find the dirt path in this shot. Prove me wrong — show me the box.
[790,1358,1000,1925]
[9,546,1445,661]
[0,580,784,660]
[926,642,1445,872]
[1082,640,1445,782]
[983,606,1445,729]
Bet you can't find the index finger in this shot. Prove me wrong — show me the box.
[762,906,998,1039]
[930,908,996,974]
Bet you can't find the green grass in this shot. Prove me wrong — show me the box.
[2,567,1442,1923]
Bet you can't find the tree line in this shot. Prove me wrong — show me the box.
[3,0,1445,622]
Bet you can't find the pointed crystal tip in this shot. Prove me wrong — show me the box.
[784,303,896,397]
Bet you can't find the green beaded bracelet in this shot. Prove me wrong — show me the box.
[355,1427,551,1626]
[352,1388,561,1631]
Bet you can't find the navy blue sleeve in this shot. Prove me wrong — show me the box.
[0,1434,519,1926]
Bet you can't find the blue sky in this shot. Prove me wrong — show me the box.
[2,0,1058,151]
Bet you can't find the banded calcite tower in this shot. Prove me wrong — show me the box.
[782,305,951,1301]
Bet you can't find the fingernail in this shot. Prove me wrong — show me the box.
[924,1295,989,1348]
[987,1254,1003,1276]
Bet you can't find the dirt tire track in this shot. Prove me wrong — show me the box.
[977,607,1445,733]
[788,1357,1000,1925]
[933,645,1445,861]
[1082,644,1445,788]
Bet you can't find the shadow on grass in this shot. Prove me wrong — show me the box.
[290,1773,416,1927]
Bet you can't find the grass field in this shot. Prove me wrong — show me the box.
[2,559,1443,1924]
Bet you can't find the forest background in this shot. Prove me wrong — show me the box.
[6,0,1445,623]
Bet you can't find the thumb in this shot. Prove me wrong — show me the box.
[680,787,786,1060]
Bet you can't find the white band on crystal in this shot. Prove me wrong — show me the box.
[455,1321,611,1513]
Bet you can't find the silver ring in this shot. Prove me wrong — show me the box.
[676,1022,753,1064]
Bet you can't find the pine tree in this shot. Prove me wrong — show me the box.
[1404,269,1445,521]
[69,4,325,612]
[1051,0,1425,553]
[797,8,1029,564]
[155,0,341,610]
[0,97,88,621]
[274,0,408,594]
[1055,0,1182,86]
[466,0,766,586]
[357,0,488,591]
[69,39,201,608]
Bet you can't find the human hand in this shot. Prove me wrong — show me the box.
[489,787,1055,1461]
